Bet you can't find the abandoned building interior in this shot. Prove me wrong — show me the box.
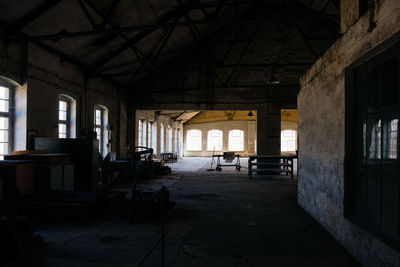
[0,0,399,266]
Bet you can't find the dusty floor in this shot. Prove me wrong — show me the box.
[6,157,358,266]
[166,157,297,174]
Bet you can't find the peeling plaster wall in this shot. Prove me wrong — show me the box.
[298,0,400,265]
[0,38,127,158]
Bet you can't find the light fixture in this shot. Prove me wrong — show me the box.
[267,74,280,85]
[248,110,254,117]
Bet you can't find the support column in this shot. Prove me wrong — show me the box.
[257,104,281,155]
[267,103,281,155]
[256,103,281,174]
[256,104,269,155]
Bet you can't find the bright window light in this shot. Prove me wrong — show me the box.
[187,129,202,151]
[207,130,222,151]
[228,130,244,151]
[281,130,297,152]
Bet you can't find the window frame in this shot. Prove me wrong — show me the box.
[148,121,153,149]
[174,128,178,153]
[167,126,172,152]
[94,107,104,155]
[186,129,202,151]
[228,129,244,151]
[58,96,70,139]
[160,124,164,153]
[207,129,223,151]
[0,82,14,157]
[344,35,400,250]
[281,130,297,152]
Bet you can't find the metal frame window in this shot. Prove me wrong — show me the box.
[345,38,400,249]
[207,129,223,151]
[167,126,172,152]
[0,85,12,158]
[94,108,104,154]
[174,128,178,152]
[138,119,147,148]
[148,121,153,149]
[58,97,70,138]
[176,128,181,155]
[186,129,202,151]
[228,129,244,151]
[160,124,164,153]
[281,130,297,152]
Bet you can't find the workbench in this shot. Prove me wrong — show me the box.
[213,152,241,171]
[248,155,296,179]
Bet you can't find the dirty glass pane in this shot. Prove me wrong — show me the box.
[383,119,398,159]
[229,130,244,151]
[368,119,381,159]
[59,110,67,121]
[0,117,9,130]
[0,100,9,112]
[0,86,9,100]
[187,129,201,151]
[59,100,67,112]
[58,123,66,138]
[207,130,222,151]
[0,142,8,155]
[95,127,101,141]
[0,130,8,143]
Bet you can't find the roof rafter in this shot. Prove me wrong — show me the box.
[87,1,197,70]
[25,14,338,41]
[101,0,122,29]
[104,63,312,77]
[0,19,126,90]
[12,0,63,30]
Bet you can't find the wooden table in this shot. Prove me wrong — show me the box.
[248,155,296,179]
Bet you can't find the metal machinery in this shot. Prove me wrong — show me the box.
[124,145,175,222]
[213,152,241,171]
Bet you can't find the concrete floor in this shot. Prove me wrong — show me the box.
[7,157,357,266]
[166,156,298,175]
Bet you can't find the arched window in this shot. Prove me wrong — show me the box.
[228,130,244,151]
[0,84,12,158]
[174,129,178,152]
[151,122,157,155]
[138,119,147,148]
[167,126,172,152]
[147,121,153,149]
[58,94,76,138]
[94,105,108,156]
[186,129,202,151]
[160,124,164,153]
[281,130,297,152]
[207,130,222,151]
[0,77,26,158]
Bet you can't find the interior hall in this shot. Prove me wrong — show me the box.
[0,0,399,266]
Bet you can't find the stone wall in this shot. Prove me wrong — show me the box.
[298,0,400,265]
